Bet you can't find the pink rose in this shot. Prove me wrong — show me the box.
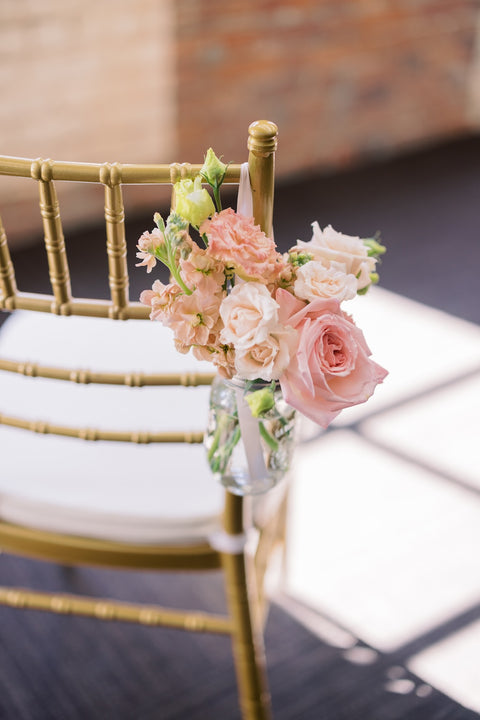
[276,289,387,427]
[200,208,283,281]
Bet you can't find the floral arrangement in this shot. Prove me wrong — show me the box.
[137,149,387,430]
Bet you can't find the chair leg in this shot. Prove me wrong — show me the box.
[222,551,272,720]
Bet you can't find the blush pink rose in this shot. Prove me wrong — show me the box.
[200,208,283,281]
[276,288,387,427]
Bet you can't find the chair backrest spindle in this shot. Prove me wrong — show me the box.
[0,215,17,308]
[31,158,72,314]
[101,163,130,319]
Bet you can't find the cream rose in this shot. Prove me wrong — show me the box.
[219,282,279,348]
[294,260,357,302]
[295,222,376,291]
[234,325,298,380]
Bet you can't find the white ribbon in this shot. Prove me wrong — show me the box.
[234,386,269,483]
[236,161,274,239]
[233,166,270,487]
[208,529,248,554]
[236,162,253,218]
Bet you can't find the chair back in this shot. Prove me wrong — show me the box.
[0,121,280,720]
[0,121,278,446]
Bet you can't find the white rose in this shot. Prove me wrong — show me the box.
[296,222,376,291]
[234,325,298,380]
[294,260,357,302]
[219,282,279,348]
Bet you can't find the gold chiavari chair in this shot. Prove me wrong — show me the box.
[0,121,283,720]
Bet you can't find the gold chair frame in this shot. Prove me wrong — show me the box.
[0,121,281,720]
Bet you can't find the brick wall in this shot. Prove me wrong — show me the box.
[176,0,480,175]
[0,0,175,247]
[1,1,479,248]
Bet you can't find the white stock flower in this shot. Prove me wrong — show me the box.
[294,260,357,302]
[296,222,376,291]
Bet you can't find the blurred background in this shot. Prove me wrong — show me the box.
[1,1,480,718]
[2,0,480,250]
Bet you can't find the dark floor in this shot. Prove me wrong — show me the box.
[0,554,478,720]
[2,134,480,719]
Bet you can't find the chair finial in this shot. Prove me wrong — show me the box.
[248,120,278,155]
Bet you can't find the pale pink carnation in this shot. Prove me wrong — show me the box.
[200,208,283,281]
[276,288,388,427]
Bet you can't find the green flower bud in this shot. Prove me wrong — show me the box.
[363,237,386,258]
[153,212,166,233]
[174,176,215,228]
[200,148,227,188]
[288,250,313,267]
[166,211,189,240]
[246,386,275,418]
[357,272,379,295]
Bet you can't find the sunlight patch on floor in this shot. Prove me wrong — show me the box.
[362,373,480,490]
[408,619,480,714]
[284,430,480,652]
[281,289,480,713]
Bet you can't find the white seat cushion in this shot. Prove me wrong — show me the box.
[0,311,224,544]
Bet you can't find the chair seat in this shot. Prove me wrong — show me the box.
[0,312,224,544]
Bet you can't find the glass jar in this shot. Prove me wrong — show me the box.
[205,375,297,495]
